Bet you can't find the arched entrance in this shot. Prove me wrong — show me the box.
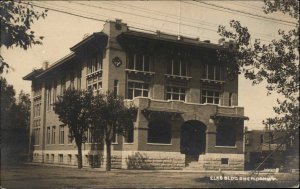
[180,120,206,164]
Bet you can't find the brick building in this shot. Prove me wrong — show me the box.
[24,20,248,170]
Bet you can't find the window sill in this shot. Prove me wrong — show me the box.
[165,74,192,80]
[200,79,225,84]
[215,145,237,148]
[86,70,102,78]
[125,69,155,76]
[124,143,134,145]
[147,143,172,146]
[112,143,118,145]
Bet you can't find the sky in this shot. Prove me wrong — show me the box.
[1,1,296,130]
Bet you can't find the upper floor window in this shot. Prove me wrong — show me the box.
[53,81,57,103]
[201,90,221,105]
[167,59,187,76]
[87,54,102,74]
[127,81,149,99]
[59,125,64,144]
[52,126,56,144]
[46,127,51,145]
[202,64,223,81]
[127,53,150,72]
[60,77,66,95]
[70,72,75,89]
[166,86,186,101]
[46,83,52,110]
[77,70,82,90]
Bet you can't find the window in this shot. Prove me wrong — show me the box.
[68,154,72,164]
[33,98,41,117]
[148,119,172,144]
[53,81,57,103]
[46,83,52,110]
[70,72,75,89]
[68,129,72,144]
[128,53,150,71]
[87,54,102,74]
[202,64,223,81]
[77,70,82,90]
[59,125,64,144]
[33,128,40,145]
[124,124,134,143]
[167,58,187,76]
[60,77,66,95]
[127,81,149,99]
[46,154,49,162]
[229,92,233,106]
[221,158,229,165]
[59,154,63,163]
[114,80,119,97]
[87,80,102,92]
[51,154,55,163]
[201,90,221,105]
[260,134,264,144]
[216,124,236,146]
[112,132,118,144]
[166,86,186,101]
[52,126,56,144]
[46,127,51,144]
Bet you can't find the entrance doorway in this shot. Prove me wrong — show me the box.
[180,120,206,165]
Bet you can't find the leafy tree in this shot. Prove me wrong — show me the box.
[90,92,136,171]
[1,78,31,163]
[218,0,299,168]
[0,1,47,73]
[53,89,93,169]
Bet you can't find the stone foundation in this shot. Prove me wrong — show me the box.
[121,151,185,170]
[198,153,244,170]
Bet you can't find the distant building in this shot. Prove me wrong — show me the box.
[244,129,286,170]
[23,20,248,170]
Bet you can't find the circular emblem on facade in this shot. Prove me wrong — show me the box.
[112,56,122,67]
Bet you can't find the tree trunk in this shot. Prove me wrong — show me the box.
[106,140,111,171]
[77,142,83,169]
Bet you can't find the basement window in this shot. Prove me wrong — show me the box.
[221,158,229,165]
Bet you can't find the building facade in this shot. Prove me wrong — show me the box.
[24,20,248,170]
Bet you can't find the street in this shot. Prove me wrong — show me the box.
[1,163,298,188]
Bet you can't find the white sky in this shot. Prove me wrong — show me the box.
[1,1,296,130]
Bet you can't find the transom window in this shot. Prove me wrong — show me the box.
[127,81,149,99]
[201,90,221,105]
[166,86,186,101]
[87,54,102,74]
[167,59,187,76]
[128,53,150,71]
[202,64,223,81]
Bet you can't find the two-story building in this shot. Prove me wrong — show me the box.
[24,19,248,170]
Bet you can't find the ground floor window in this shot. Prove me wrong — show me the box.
[201,90,221,105]
[166,86,186,101]
[216,124,236,146]
[148,119,172,144]
[127,81,149,99]
[124,124,134,143]
[58,154,63,163]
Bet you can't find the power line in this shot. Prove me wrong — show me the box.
[73,1,274,42]
[71,1,217,32]
[28,2,107,23]
[31,1,273,43]
[195,1,297,26]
